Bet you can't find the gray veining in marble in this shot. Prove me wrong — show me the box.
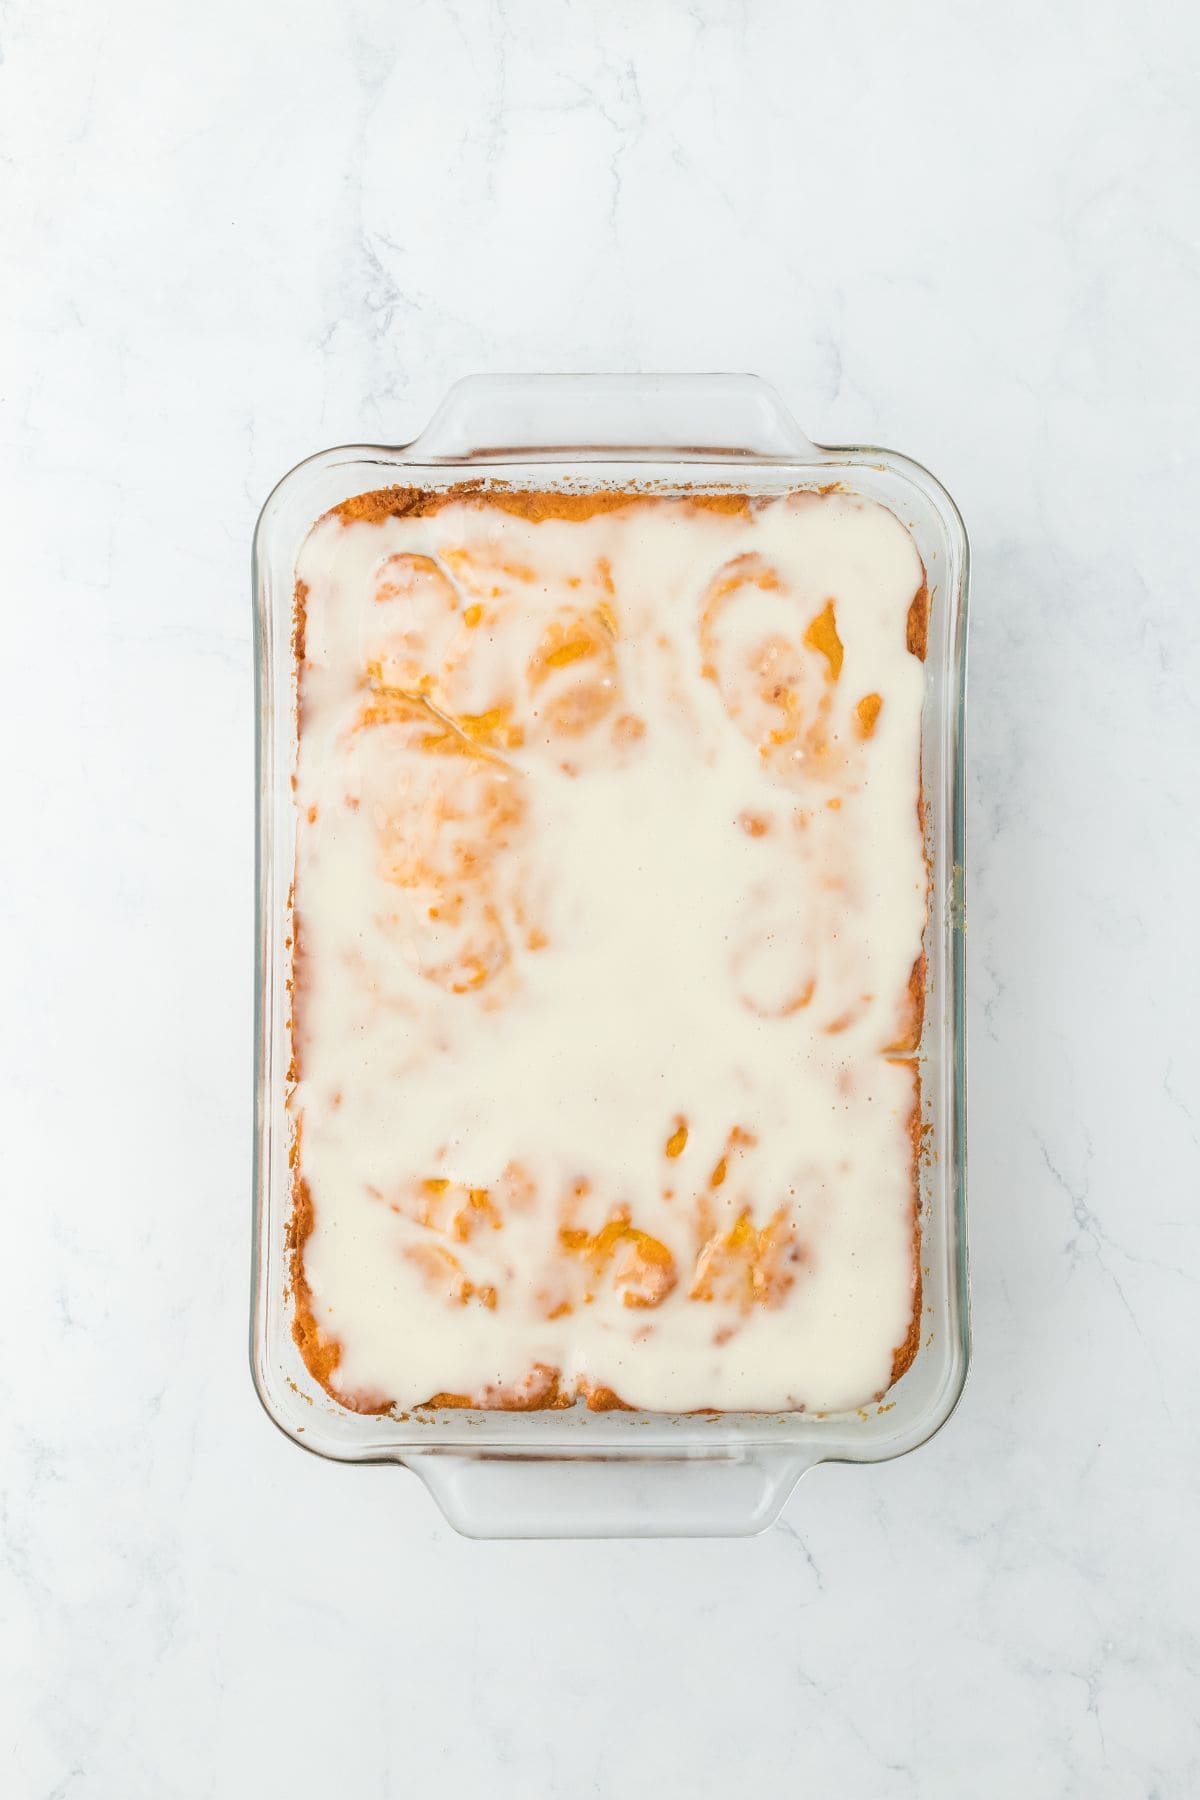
[2,0,1198,1794]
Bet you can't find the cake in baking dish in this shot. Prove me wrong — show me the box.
[287,484,929,1414]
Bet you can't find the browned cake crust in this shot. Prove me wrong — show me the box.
[333,482,762,528]
[907,580,930,661]
[286,488,929,1414]
[888,1062,925,1388]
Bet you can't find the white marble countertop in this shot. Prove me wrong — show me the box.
[4,1,1199,1794]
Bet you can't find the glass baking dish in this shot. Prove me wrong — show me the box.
[251,374,970,1538]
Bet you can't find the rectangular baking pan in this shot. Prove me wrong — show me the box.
[251,374,970,1537]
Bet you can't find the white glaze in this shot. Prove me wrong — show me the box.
[292,490,927,1411]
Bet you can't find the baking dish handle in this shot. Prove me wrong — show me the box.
[404,1449,814,1540]
[405,374,820,463]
